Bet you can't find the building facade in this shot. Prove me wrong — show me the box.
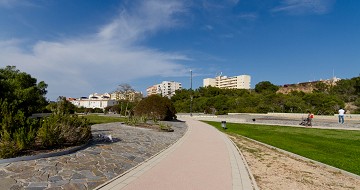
[146,81,182,98]
[146,85,158,96]
[203,74,251,89]
[69,96,118,110]
[69,90,142,110]
[110,91,142,102]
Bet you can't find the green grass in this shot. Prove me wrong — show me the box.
[82,115,127,125]
[204,121,360,176]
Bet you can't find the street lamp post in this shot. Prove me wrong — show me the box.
[190,70,193,117]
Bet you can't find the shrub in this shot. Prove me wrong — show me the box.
[0,101,40,158]
[0,128,19,158]
[37,114,91,148]
[133,95,177,121]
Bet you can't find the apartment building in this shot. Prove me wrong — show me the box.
[146,85,158,96]
[146,81,182,98]
[203,74,251,89]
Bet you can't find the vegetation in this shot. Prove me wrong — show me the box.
[172,76,360,115]
[82,115,127,125]
[205,121,360,175]
[0,66,91,158]
[134,95,177,121]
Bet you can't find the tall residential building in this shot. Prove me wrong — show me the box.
[203,74,251,89]
[146,81,182,98]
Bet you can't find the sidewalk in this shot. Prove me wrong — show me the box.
[96,118,256,190]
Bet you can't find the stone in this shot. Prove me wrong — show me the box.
[0,178,17,189]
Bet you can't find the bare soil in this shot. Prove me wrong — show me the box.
[230,134,360,190]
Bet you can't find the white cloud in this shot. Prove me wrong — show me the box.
[272,0,336,15]
[98,0,185,43]
[0,0,190,100]
[0,0,36,8]
[0,0,15,7]
[238,13,258,21]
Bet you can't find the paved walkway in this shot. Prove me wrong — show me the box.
[0,121,187,189]
[96,118,256,190]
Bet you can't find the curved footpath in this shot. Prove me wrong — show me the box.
[96,118,256,190]
[0,121,187,189]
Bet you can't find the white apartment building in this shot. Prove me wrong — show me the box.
[203,74,251,89]
[146,81,182,98]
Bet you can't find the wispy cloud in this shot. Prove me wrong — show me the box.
[0,0,190,100]
[0,0,37,8]
[203,25,214,31]
[0,0,16,7]
[237,13,258,21]
[272,0,336,15]
[98,0,186,43]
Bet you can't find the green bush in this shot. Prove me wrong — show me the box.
[0,67,92,158]
[37,115,64,147]
[0,100,41,158]
[133,95,177,121]
[14,125,37,150]
[0,127,19,158]
[37,114,91,147]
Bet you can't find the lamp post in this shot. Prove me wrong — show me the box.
[190,70,193,117]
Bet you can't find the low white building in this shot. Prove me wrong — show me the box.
[69,94,118,110]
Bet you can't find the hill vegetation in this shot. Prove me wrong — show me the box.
[171,77,360,115]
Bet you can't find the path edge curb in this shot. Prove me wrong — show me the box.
[0,142,89,164]
[226,135,260,190]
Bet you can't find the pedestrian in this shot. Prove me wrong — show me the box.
[338,108,345,124]
[306,111,313,127]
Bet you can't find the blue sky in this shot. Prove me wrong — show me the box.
[1,0,359,100]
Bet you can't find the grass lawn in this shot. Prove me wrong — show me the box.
[204,121,360,176]
[82,114,127,125]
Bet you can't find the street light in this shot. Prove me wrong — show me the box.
[190,70,193,117]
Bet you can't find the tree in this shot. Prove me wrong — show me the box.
[331,79,357,102]
[0,66,48,117]
[255,81,279,94]
[114,83,138,116]
[47,96,76,115]
[0,66,48,158]
[134,95,176,121]
[313,82,330,93]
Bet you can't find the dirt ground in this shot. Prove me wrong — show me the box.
[230,134,360,190]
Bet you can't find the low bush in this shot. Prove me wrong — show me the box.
[37,114,91,148]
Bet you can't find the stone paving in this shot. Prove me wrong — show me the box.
[0,121,187,190]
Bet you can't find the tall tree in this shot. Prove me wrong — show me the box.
[115,83,136,116]
[0,66,48,117]
[255,81,279,94]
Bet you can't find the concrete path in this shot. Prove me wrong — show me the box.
[96,118,256,190]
